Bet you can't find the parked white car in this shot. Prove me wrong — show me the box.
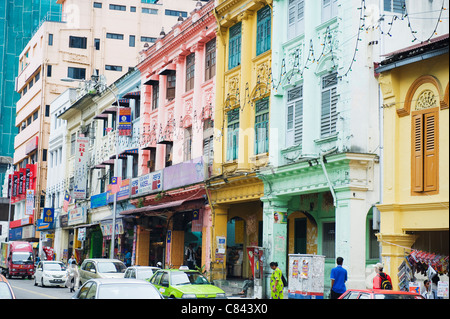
[79,259,126,284]
[34,261,68,287]
[124,266,160,281]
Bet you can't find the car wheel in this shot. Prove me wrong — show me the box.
[34,277,38,286]
[41,278,45,287]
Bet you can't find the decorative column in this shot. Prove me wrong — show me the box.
[211,204,229,281]
[262,196,289,298]
[191,42,205,159]
[172,55,186,164]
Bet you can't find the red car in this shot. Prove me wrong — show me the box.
[0,274,16,299]
[338,289,424,300]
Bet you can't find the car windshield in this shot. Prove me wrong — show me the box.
[0,283,13,299]
[171,272,210,286]
[11,252,33,264]
[374,293,422,299]
[97,262,126,273]
[43,263,66,271]
[98,283,161,299]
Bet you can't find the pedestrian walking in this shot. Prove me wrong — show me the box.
[270,262,284,299]
[330,257,347,299]
[66,260,80,293]
[373,262,392,289]
[68,254,75,266]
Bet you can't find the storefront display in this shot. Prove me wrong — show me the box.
[398,250,449,292]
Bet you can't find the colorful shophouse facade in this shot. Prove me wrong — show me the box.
[258,0,383,296]
[129,0,217,269]
[209,0,273,283]
[376,35,449,290]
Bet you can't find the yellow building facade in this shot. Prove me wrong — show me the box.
[210,0,272,281]
[376,36,449,290]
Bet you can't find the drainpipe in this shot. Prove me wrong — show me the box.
[318,147,338,207]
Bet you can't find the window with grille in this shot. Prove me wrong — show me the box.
[411,108,438,193]
[286,85,303,147]
[205,39,216,81]
[383,0,405,13]
[320,72,338,138]
[256,5,271,56]
[226,108,240,161]
[255,98,269,154]
[288,0,305,40]
[185,53,195,92]
[228,23,242,70]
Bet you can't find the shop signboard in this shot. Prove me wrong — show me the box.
[73,136,89,199]
[9,228,22,241]
[78,228,86,241]
[117,179,130,201]
[91,192,108,209]
[68,207,87,226]
[22,225,35,238]
[132,170,163,197]
[100,219,124,236]
[130,177,139,196]
[163,157,204,190]
[25,190,34,216]
[37,219,53,231]
[59,214,68,228]
[19,168,26,201]
[43,208,55,224]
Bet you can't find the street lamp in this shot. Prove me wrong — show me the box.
[61,74,120,259]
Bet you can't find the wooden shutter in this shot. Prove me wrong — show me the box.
[424,111,438,192]
[411,113,424,192]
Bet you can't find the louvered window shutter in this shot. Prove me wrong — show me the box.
[411,113,424,192]
[424,111,438,192]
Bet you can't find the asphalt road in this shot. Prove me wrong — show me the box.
[8,276,74,299]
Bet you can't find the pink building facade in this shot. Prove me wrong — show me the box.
[129,1,216,270]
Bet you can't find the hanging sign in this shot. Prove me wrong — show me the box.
[74,136,89,199]
[118,107,132,136]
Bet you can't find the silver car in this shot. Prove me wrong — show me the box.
[124,266,160,281]
[79,259,126,284]
[73,278,163,299]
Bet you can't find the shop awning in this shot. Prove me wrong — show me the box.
[158,63,176,75]
[112,99,130,106]
[123,91,140,99]
[120,199,186,216]
[144,74,159,86]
